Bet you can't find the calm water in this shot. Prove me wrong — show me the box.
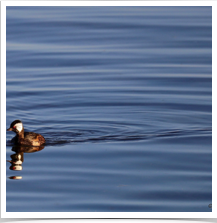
[6,6,212,212]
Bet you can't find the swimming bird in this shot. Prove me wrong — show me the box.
[7,120,46,146]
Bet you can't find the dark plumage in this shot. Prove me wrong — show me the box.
[7,120,46,146]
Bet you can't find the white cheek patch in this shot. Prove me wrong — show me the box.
[15,123,23,132]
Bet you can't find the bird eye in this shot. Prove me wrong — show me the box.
[13,126,16,128]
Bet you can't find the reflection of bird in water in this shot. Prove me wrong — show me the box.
[7,120,46,146]
[8,152,23,171]
[7,145,45,180]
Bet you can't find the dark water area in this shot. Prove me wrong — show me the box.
[6,6,212,212]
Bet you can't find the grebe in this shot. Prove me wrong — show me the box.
[7,120,46,146]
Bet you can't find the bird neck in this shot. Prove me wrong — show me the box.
[17,128,24,139]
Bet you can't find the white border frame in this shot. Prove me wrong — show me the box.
[1,1,216,219]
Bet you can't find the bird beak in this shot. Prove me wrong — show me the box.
[7,128,13,131]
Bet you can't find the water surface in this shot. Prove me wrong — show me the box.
[6,6,212,212]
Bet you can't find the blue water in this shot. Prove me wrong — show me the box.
[6,6,212,212]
